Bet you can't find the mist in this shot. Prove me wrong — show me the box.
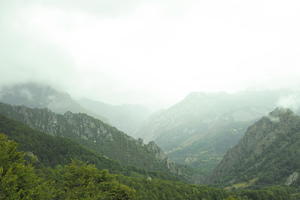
[1,0,300,109]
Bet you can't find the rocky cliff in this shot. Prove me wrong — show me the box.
[0,102,181,176]
[209,108,300,187]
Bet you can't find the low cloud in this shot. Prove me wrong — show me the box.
[1,0,300,108]
[277,94,300,111]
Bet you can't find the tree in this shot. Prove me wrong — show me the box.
[0,133,52,200]
[53,160,136,200]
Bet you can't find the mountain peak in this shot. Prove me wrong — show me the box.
[269,107,294,117]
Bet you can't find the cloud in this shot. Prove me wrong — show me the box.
[1,0,300,107]
[277,94,300,111]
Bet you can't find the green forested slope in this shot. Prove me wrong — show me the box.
[0,114,123,171]
[0,102,181,177]
[210,108,300,187]
[0,131,298,200]
[0,114,183,180]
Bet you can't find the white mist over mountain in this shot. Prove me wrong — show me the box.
[1,0,300,108]
[277,94,300,111]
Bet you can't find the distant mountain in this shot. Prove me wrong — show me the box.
[79,98,151,136]
[0,83,106,121]
[210,108,300,187]
[0,102,183,178]
[136,90,299,174]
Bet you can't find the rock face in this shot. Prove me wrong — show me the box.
[285,172,299,186]
[0,102,180,175]
[209,108,300,186]
[0,114,123,172]
[136,90,295,173]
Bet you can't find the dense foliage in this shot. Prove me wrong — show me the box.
[1,108,300,200]
[0,132,299,200]
[0,134,135,200]
[50,160,136,200]
[0,134,51,200]
[118,176,300,200]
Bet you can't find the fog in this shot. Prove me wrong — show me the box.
[1,0,300,109]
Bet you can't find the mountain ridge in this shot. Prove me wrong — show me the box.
[0,102,183,177]
[136,90,295,174]
[209,107,300,187]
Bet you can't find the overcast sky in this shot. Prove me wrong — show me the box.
[1,0,300,108]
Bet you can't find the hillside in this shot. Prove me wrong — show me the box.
[0,114,186,180]
[0,131,298,200]
[136,90,297,174]
[0,102,182,177]
[0,114,124,172]
[210,108,300,187]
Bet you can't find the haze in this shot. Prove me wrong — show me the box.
[1,0,300,108]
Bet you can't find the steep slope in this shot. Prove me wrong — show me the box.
[0,114,124,172]
[0,82,106,121]
[0,114,185,180]
[79,98,151,136]
[210,108,300,186]
[0,102,181,177]
[137,90,297,173]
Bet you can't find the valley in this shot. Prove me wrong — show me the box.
[1,83,300,199]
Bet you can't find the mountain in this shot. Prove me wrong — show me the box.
[0,114,124,172]
[78,98,151,136]
[136,90,299,174]
[210,108,300,187]
[0,82,106,121]
[2,130,295,200]
[0,114,186,180]
[0,111,298,200]
[0,102,182,178]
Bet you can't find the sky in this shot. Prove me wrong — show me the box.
[1,0,300,108]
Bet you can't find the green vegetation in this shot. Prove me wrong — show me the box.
[210,108,300,186]
[0,114,123,171]
[0,134,51,200]
[51,160,136,200]
[137,90,285,177]
[168,120,250,176]
[1,106,300,199]
[0,134,135,200]
[0,132,299,200]
[0,102,182,178]
[0,114,182,181]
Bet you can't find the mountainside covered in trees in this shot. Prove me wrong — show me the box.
[1,132,299,200]
[0,114,176,179]
[137,90,299,174]
[0,102,181,177]
[210,108,300,187]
